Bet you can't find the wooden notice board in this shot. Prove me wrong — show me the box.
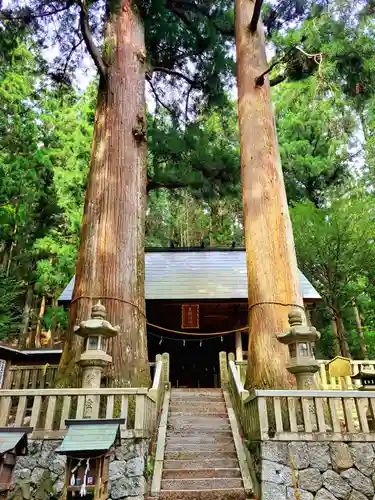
[181,304,199,329]
[327,356,351,378]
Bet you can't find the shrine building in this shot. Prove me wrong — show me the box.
[58,247,321,387]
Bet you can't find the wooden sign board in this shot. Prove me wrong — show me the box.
[327,356,351,377]
[181,304,199,329]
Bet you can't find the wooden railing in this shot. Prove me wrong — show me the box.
[0,354,170,439]
[4,365,59,389]
[148,353,169,423]
[227,356,250,433]
[3,361,161,390]
[244,389,375,441]
[227,359,375,442]
[233,358,375,391]
[235,361,247,385]
[315,360,375,390]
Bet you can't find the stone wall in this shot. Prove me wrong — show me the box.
[248,441,375,500]
[8,438,149,500]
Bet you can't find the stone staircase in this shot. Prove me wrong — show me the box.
[159,388,250,500]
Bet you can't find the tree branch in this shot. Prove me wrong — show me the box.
[255,59,280,86]
[62,36,84,77]
[185,84,193,122]
[79,1,107,79]
[147,178,188,192]
[249,0,263,33]
[0,4,73,21]
[255,46,296,86]
[0,197,21,208]
[152,66,202,87]
[166,0,234,37]
[146,76,176,117]
[270,74,286,87]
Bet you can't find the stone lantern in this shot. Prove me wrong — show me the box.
[74,302,119,417]
[277,309,320,389]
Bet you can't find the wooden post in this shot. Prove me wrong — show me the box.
[162,353,170,387]
[305,305,312,326]
[235,332,243,361]
[318,362,328,389]
[235,0,304,389]
[219,351,228,389]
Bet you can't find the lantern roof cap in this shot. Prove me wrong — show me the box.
[277,308,320,344]
[74,302,119,339]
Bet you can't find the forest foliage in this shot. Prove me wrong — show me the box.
[1,0,375,358]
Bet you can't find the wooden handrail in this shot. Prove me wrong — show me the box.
[225,352,375,442]
[151,360,162,390]
[229,360,249,401]
[245,388,375,400]
[0,354,171,439]
[240,389,375,441]
[0,387,150,397]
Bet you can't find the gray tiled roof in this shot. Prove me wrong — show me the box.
[59,249,321,302]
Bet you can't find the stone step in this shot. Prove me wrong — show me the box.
[167,435,234,444]
[168,424,232,433]
[167,430,233,438]
[169,414,229,421]
[170,399,226,406]
[170,403,227,410]
[169,410,228,417]
[168,416,230,424]
[166,442,236,453]
[171,389,222,392]
[161,478,243,490]
[159,489,247,500]
[163,456,238,470]
[171,394,224,399]
[171,392,224,401]
[163,459,240,470]
[162,468,242,479]
[168,422,231,432]
[165,450,238,460]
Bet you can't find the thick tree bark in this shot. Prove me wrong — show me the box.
[352,298,367,359]
[235,0,304,389]
[2,201,20,276]
[46,297,58,348]
[20,285,33,348]
[57,0,150,387]
[34,295,46,348]
[330,319,340,357]
[331,305,351,358]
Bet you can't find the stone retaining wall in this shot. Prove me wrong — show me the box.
[248,441,375,500]
[7,438,149,500]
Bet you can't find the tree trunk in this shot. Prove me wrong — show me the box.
[330,319,340,357]
[333,308,351,358]
[34,295,46,348]
[57,0,150,387]
[352,298,367,359]
[1,241,12,273]
[20,285,33,348]
[235,1,304,389]
[46,297,58,348]
[3,201,20,276]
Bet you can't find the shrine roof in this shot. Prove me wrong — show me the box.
[59,248,321,302]
[56,419,123,454]
[0,428,32,456]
